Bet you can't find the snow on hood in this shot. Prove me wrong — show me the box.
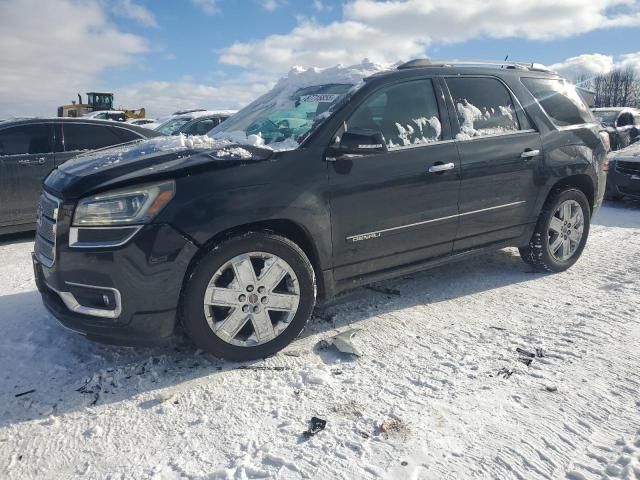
[211,59,392,151]
[59,134,249,174]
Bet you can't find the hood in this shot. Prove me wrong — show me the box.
[611,143,640,162]
[45,134,272,199]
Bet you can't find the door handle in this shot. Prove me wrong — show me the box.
[521,149,540,159]
[18,158,46,165]
[428,162,455,173]
[326,153,363,162]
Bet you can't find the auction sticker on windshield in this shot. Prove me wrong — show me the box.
[299,94,340,103]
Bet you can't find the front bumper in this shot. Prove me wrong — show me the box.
[606,164,640,199]
[34,223,199,346]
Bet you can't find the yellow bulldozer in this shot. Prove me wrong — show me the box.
[57,92,145,119]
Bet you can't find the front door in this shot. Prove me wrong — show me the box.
[328,78,461,283]
[443,76,543,251]
[0,123,55,226]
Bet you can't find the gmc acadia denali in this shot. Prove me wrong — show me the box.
[33,60,608,360]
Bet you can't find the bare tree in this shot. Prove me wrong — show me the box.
[575,67,640,108]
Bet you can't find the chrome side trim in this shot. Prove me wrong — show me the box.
[46,281,122,319]
[69,226,143,248]
[346,201,526,242]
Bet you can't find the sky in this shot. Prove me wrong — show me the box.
[0,0,638,118]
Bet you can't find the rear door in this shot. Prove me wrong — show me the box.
[443,76,543,251]
[0,123,55,226]
[328,78,461,281]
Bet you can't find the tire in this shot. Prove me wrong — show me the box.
[519,188,591,273]
[180,232,316,361]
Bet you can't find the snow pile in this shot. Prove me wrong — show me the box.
[1,204,640,478]
[456,100,519,140]
[213,147,253,160]
[390,116,442,148]
[213,59,392,151]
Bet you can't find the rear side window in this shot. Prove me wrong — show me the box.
[0,124,51,155]
[63,124,126,151]
[521,78,594,127]
[346,79,442,150]
[445,77,522,140]
[183,118,217,136]
[111,127,141,143]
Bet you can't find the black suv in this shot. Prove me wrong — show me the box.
[0,118,162,233]
[33,60,607,360]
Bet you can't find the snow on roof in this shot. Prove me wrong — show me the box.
[261,59,392,111]
[211,59,392,151]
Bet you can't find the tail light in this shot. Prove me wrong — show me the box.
[599,131,611,153]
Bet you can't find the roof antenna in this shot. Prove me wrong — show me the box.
[503,55,509,68]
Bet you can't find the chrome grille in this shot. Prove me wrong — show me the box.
[616,160,640,176]
[35,193,60,267]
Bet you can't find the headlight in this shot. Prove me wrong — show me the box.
[73,181,175,226]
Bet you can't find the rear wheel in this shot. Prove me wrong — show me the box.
[181,232,316,360]
[519,188,590,272]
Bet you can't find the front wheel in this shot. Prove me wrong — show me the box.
[180,232,316,360]
[519,188,591,272]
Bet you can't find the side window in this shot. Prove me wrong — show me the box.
[187,119,216,136]
[63,124,126,151]
[0,124,51,155]
[617,113,633,127]
[346,79,442,150]
[446,77,522,139]
[521,78,594,127]
[94,113,107,120]
[111,127,141,143]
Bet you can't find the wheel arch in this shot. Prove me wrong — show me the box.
[545,174,595,213]
[180,219,326,302]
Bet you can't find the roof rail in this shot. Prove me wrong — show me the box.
[397,59,556,74]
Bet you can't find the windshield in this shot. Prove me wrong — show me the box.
[592,110,620,125]
[155,117,190,135]
[210,83,354,148]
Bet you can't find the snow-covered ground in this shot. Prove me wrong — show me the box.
[1,201,639,479]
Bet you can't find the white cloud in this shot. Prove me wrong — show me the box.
[258,0,285,12]
[113,0,157,27]
[550,52,640,80]
[116,78,273,118]
[313,0,331,12]
[191,0,220,15]
[219,0,640,73]
[0,0,147,117]
[549,54,616,79]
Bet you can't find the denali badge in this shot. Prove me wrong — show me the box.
[358,144,383,149]
[348,232,381,242]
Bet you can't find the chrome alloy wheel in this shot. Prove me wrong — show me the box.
[203,252,300,347]
[548,199,585,262]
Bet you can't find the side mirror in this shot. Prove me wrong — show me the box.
[338,129,387,155]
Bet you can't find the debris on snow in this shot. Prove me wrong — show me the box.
[14,389,35,398]
[545,385,558,393]
[235,365,290,372]
[302,416,327,439]
[378,418,409,439]
[516,348,536,358]
[329,329,363,357]
[496,367,514,379]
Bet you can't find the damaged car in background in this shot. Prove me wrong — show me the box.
[33,60,608,360]
[592,107,640,151]
[605,142,640,200]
